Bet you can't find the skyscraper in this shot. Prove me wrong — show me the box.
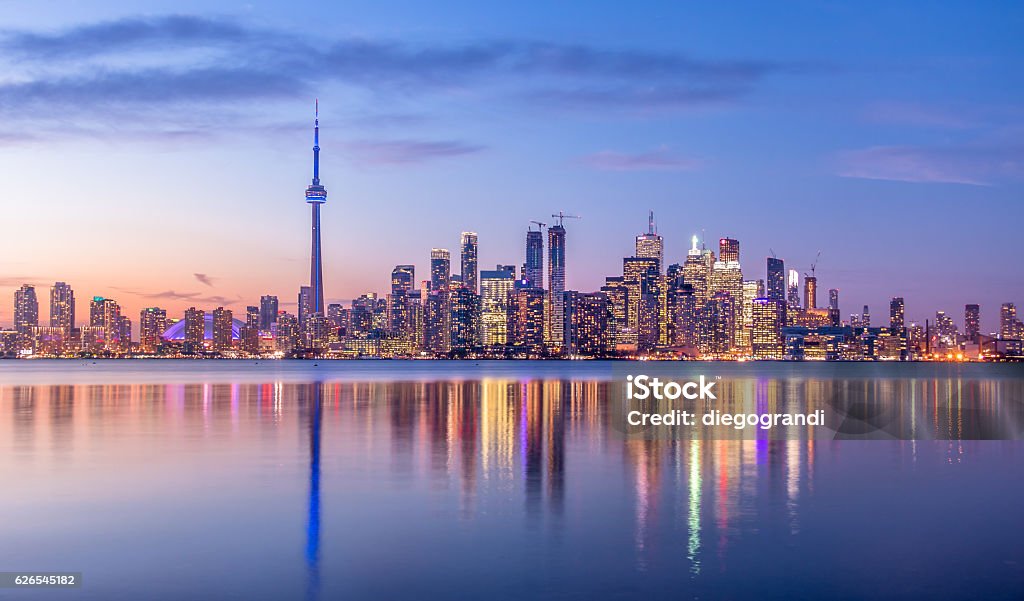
[564,291,610,356]
[635,211,663,272]
[139,307,166,354]
[525,227,544,288]
[507,287,546,354]
[964,304,980,343]
[389,265,416,338]
[259,295,278,332]
[49,282,74,331]
[787,270,801,311]
[862,305,871,327]
[751,298,784,359]
[803,276,817,310]
[449,286,480,354]
[89,296,122,350]
[828,288,840,326]
[212,307,233,351]
[304,101,328,317]
[741,279,763,352]
[601,276,630,347]
[1001,303,1018,339]
[183,307,205,355]
[683,236,710,304]
[243,306,260,354]
[460,232,479,294]
[480,267,515,347]
[298,286,313,327]
[14,284,39,335]
[427,249,451,353]
[719,238,740,263]
[623,256,660,346]
[711,255,743,353]
[766,257,785,303]
[547,221,567,349]
[890,297,905,331]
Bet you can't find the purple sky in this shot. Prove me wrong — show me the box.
[0,1,1021,333]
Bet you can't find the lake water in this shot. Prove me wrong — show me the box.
[1,360,1023,600]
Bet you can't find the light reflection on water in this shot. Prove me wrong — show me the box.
[0,361,1023,600]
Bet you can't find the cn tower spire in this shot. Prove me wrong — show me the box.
[313,98,320,185]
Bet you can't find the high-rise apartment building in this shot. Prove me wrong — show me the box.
[460,232,479,294]
[828,288,841,326]
[507,287,546,354]
[449,286,480,354]
[389,265,416,339]
[1001,303,1019,339]
[525,228,544,288]
[964,304,980,343]
[751,298,785,359]
[427,249,452,353]
[766,257,785,303]
[139,307,167,354]
[564,291,609,356]
[183,307,205,355]
[49,282,74,331]
[298,286,313,327]
[547,223,566,349]
[14,284,39,335]
[259,295,278,332]
[480,267,515,347]
[212,307,234,351]
[89,296,122,350]
[741,279,763,353]
[600,276,630,346]
[243,306,260,353]
[890,297,905,331]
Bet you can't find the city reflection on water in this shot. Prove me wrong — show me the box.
[1,363,1023,600]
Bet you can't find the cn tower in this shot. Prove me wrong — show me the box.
[305,100,327,315]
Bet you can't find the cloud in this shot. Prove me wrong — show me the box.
[0,15,816,142]
[344,139,485,165]
[130,289,240,305]
[0,15,252,59]
[835,143,1024,186]
[580,148,704,172]
[862,102,977,130]
[0,277,42,287]
[193,273,214,287]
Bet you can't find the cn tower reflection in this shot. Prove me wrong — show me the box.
[304,382,323,601]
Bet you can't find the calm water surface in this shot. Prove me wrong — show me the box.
[1,360,1022,600]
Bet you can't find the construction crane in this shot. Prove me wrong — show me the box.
[529,220,547,231]
[769,248,777,259]
[805,251,821,279]
[551,212,581,227]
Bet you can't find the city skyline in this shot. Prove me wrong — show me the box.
[1,2,1022,333]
